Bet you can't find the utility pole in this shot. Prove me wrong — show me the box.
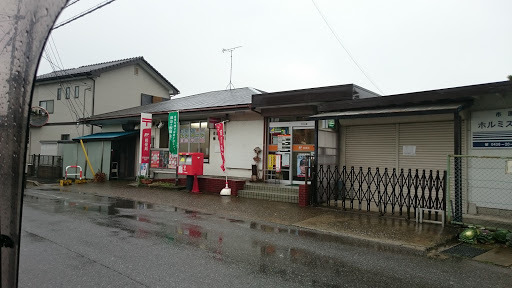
[222,46,242,90]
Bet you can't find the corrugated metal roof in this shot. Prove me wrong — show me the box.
[311,103,465,120]
[73,131,138,141]
[87,87,264,121]
[36,56,179,94]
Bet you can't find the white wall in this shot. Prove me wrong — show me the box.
[30,63,171,156]
[29,125,81,155]
[94,65,170,115]
[32,78,94,123]
[204,112,264,178]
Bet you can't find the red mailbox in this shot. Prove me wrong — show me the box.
[178,152,204,176]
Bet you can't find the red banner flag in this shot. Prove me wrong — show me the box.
[215,122,225,171]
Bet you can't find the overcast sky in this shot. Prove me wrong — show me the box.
[38,0,512,97]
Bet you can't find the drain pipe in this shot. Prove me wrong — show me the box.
[88,76,96,134]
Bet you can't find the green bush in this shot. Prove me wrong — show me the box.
[493,229,511,243]
[476,230,495,244]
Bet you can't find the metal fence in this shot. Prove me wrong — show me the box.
[313,165,446,220]
[448,155,512,226]
[27,154,62,178]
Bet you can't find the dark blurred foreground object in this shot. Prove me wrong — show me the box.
[0,1,67,287]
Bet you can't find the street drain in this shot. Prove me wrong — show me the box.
[442,243,491,258]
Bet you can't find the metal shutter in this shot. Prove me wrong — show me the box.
[345,124,396,170]
[40,142,58,156]
[398,121,453,172]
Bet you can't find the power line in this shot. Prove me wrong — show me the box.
[41,38,92,120]
[65,0,82,8]
[52,0,118,30]
[42,49,82,122]
[46,35,92,119]
[311,0,384,94]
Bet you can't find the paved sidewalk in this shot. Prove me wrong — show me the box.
[26,180,461,254]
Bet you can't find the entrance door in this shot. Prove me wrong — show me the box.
[268,121,314,185]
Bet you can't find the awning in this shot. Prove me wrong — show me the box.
[73,131,138,142]
[310,103,467,120]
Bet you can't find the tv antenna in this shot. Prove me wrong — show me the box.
[222,46,242,90]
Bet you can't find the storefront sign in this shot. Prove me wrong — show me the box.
[472,109,512,148]
[292,144,314,152]
[151,150,160,168]
[139,113,152,176]
[215,122,226,171]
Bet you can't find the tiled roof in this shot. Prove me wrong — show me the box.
[87,87,264,121]
[36,56,179,94]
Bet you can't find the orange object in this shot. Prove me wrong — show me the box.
[293,144,314,152]
[192,175,200,193]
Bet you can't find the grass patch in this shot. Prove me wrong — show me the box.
[147,181,185,190]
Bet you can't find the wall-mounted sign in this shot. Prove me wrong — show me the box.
[267,154,276,170]
[403,145,416,156]
[472,109,512,149]
[151,150,160,168]
[275,154,282,172]
[507,160,512,174]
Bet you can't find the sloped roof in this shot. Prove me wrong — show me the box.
[36,56,179,94]
[86,87,264,122]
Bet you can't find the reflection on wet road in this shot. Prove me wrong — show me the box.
[19,189,512,287]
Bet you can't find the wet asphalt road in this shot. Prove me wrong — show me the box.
[19,189,512,288]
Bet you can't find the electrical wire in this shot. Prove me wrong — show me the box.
[47,35,92,119]
[311,0,384,94]
[65,0,82,8]
[52,0,118,30]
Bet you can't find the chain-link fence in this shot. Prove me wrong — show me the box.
[448,155,512,228]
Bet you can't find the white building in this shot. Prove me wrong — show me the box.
[29,56,179,157]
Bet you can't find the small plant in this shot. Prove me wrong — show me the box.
[493,229,511,243]
[148,181,177,189]
[476,230,494,244]
[459,227,479,244]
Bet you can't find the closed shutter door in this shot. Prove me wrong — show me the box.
[399,121,452,172]
[40,142,58,156]
[345,124,396,170]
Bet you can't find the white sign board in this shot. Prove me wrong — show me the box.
[471,109,512,149]
[507,160,512,174]
[402,145,416,156]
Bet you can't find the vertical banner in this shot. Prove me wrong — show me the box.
[215,122,226,171]
[168,111,179,168]
[139,113,152,176]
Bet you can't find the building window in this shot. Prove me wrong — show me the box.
[57,87,62,100]
[39,100,54,114]
[74,86,79,98]
[65,87,70,99]
[61,134,70,140]
[179,121,210,161]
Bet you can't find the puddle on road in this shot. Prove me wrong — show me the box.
[23,191,424,286]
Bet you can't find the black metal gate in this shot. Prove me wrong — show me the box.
[27,154,62,179]
[312,165,446,219]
